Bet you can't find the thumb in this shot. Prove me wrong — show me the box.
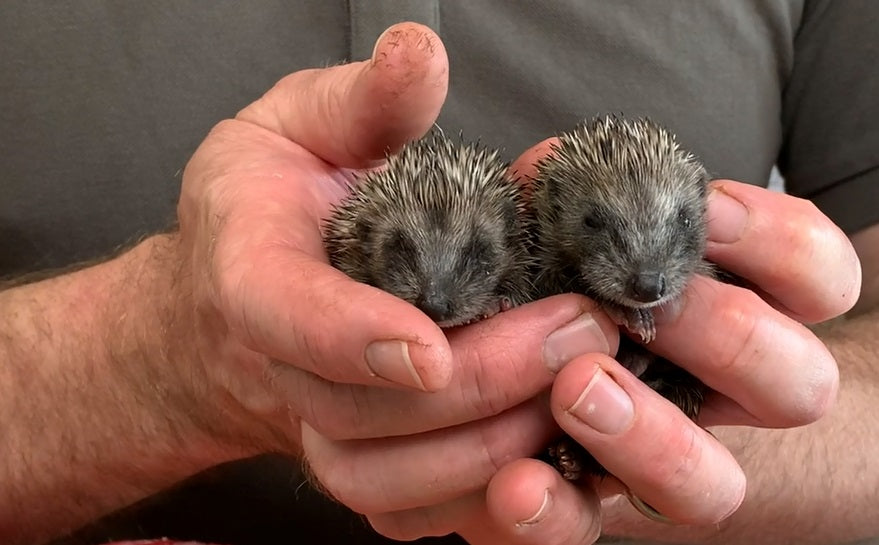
[236,21,449,169]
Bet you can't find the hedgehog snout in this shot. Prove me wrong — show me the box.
[627,270,666,303]
[416,285,456,323]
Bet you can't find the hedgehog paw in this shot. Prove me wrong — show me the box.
[606,305,656,343]
[630,308,656,343]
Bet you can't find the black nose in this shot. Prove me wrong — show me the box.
[630,271,666,303]
[418,293,454,322]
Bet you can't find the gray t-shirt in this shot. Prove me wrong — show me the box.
[2,1,877,544]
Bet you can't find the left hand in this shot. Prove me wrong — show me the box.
[495,139,859,542]
[370,138,859,545]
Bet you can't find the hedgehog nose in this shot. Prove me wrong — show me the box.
[418,293,454,322]
[630,271,666,303]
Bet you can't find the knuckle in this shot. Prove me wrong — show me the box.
[368,514,418,541]
[783,338,839,426]
[711,286,839,425]
[299,382,368,441]
[709,289,765,375]
[478,441,507,479]
[773,201,860,320]
[476,420,521,479]
[643,422,702,491]
[291,321,332,377]
[456,340,520,419]
[368,511,445,542]
[765,214,821,285]
[312,455,376,515]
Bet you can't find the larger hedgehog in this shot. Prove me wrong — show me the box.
[322,129,533,328]
[531,116,713,481]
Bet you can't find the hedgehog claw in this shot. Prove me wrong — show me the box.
[605,305,656,343]
[630,308,656,343]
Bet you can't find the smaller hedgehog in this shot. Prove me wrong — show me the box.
[530,116,713,480]
[322,128,533,328]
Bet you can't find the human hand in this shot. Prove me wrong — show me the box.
[167,22,622,545]
[171,24,465,452]
[461,139,857,543]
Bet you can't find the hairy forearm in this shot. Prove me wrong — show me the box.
[0,234,238,544]
[610,308,879,545]
[705,308,879,545]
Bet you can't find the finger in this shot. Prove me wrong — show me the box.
[300,397,558,516]
[277,295,618,440]
[367,491,485,541]
[695,390,764,428]
[511,143,861,324]
[236,22,448,169]
[850,223,879,313]
[551,354,746,525]
[508,137,558,184]
[483,458,602,545]
[652,275,839,428]
[378,460,604,545]
[598,493,720,543]
[705,180,861,323]
[214,229,454,392]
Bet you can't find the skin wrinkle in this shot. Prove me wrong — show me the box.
[473,403,542,493]
[324,399,550,515]
[5,18,872,544]
[325,380,372,441]
[457,329,538,420]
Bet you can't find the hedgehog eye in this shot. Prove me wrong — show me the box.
[678,209,691,229]
[385,230,417,261]
[583,213,603,230]
[463,235,496,274]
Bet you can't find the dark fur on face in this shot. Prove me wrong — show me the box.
[532,116,711,310]
[323,129,532,327]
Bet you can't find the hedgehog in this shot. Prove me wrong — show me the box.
[322,128,533,328]
[529,115,713,481]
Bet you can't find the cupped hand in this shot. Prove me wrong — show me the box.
[463,139,859,540]
[171,22,620,545]
[174,22,453,450]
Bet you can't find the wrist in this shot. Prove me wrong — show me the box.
[104,232,258,467]
[0,233,254,543]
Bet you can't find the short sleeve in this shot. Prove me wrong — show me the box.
[778,0,879,235]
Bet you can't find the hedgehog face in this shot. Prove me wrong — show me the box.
[364,203,523,327]
[545,171,708,308]
[533,118,710,309]
[322,129,532,328]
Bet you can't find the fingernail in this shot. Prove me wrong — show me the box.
[544,313,610,373]
[371,26,397,62]
[707,188,749,243]
[568,367,634,435]
[365,340,426,390]
[516,488,552,527]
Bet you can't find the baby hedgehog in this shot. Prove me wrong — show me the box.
[530,115,713,480]
[322,128,532,328]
